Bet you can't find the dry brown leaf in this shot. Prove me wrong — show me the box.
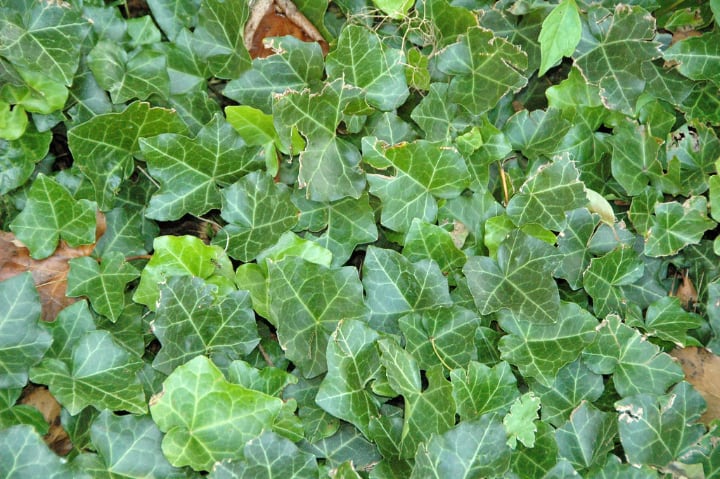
[670,270,699,311]
[670,346,720,425]
[245,0,329,58]
[19,384,72,456]
[0,211,106,321]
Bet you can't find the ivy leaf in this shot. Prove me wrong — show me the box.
[224,36,324,113]
[267,257,367,378]
[504,392,541,449]
[539,0,582,76]
[572,5,660,114]
[9,174,96,259]
[503,108,572,159]
[555,401,617,471]
[505,154,587,231]
[366,140,469,233]
[556,208,600,290]
[582,315,684,397]
[146,0,199,40]
[66,252,140,322]
[642,296,703,346]
[609,119,663,196]
[409,83,469,142]
[0,125,51,195]
[67,102,186,210]
[410,414,512,478]
[535,361,604,427]
[274,79,366,202]
[664,32,720,86]
[644,196,716,257]
[464,230,561,324]
[582,246,644,318]
[0,273,51,388]
[139,113,262,221]
[191,0,250,79]
[450,361,519,421]
[326,25,408,111]
[149,355,283,471]
[151,276,259,374]
[402,219,466,274]
[616,381,706,468]
[30,329,146,415]
[213,171,299,262]
[436,26,528,115]
[0,425,79,479]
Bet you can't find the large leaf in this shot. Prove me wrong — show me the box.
[664,31,720,86]
[0,273,51,388]
[149,355,283,471]
[644,196,715,257]
[555,401,617,472]
[139,113,262,221]
[609,119,663,196]
[0,425,79,479]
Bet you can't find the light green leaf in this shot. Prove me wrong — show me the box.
[464,230,561,323]
[362,246,452,334]
[0,102,27,140]
[582,246,644,317]
[316,319,382,437]
[225,105,304,155]
[535,360,604,427]
[227,360,297,397]
[642,296,702,346]
[268,257,367,378]
[191,0,250,78]
[582,315,684,397]
[450,361,519,421]
[213,171,299,262]
[210,431,318,479]
[616,381,706,468]
[366,140,469,233]
[224,36,324,113]
[0,273,51,388]
[503,108,572,159]
[503,392,541,449]
[9,174,95,259]
[410,414,512,479]
[645,196,716,257]
[403,219,466,274]
[371,0,412,19]
[506,154,587,231]
[556,401,617,471]
[274,79,366,202]
[30,330,146,415]
[0,425,79,479]
[133,235,235,311]
[415,0,477,48]
[139,114,261,221]
[326,25,408,110]
[150,356,283,471]
[152,276,259,374]
[67,101,186,210]
[546,67,603,110]
[66,252,140,322]
[664,31,720,86]
[0,125,51,194]
[147,0,199,39]
[436,26,528,115]
[539,0,582,76]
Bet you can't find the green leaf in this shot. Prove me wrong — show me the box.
[191,0,250,78]
[268,257,367,378]
[644,196,716,257]
[436,26,528,115]
[30,329,146,415]
[210,431,318,479]
[409,83,469,142]
[535,360,604,428]
[225,105,304,155]
[616,381,706,468]
[505,154,587,231]
[152,276,259,374]
[539,0,582,76]
[510,421,559,479]
[410,414,512,478]
[224,36,324,113]
[609,119,663,196]
[582,246,644,317]
[67,101,186,210]
[503,392,541,449]
[0,388,47,434]
[0,102,27,140]
[556,208,600,290]
[213,171,299,262]
[573,5,661,114]
[362,246,452,334]
[450,361,519,421]
[133,235,235,311]
[0,273,51,388]
[582,315,684,397]
[415,0,477,48]
[66,252,140,322]
[556,402,616,473]
[0,125,51,194]
[371,0,412,19]
[503,108,572,159]
[642,296,702,346]
[147,0,199,39]
[149,355,283,471]
[0,425,79,479]
[275,79,366,202]
[464,230,561,323]
[9,174,96,259]
[664,32,720,86]
[366,140,469,233]
[402,219,466,274]
[139,114,262,221]
[326,25,408,110]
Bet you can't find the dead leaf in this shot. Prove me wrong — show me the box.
[670,346,720,425]
[670,269,698,311]
[0,211,106,321]
[245,0,329,58]
[19,384,72,456]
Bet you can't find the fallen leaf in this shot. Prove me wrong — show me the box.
[245,0,329,58]
[670,347,720,425]
[670,270,698,311]
[0,211,106,321]
[19,384,71,456]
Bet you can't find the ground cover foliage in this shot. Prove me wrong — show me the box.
[2,0,720,476]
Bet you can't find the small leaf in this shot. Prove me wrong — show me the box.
[539,0,582,76]
[643,296,702,346]
[503,108,572,159]
[0,125,51,195]
[582,246,644,317]
[371,0,413,19]
[535,360,604,427]
[504,392,541,449]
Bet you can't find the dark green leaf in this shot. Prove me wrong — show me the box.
[642,296,702,346]
[0,125,51,195]
[664,32,720,86]
[402,219,466,273]
[535,360,604,427]
[555,401,617,471]
[450,361,519,420]
[644,197,715,257]
[582,246,644,317]
[503,108,572,159]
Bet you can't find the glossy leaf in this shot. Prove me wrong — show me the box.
[539,0,582,76]
[503,108,572,159]
[450,361,519,421]
[644,196,715,257]
[664,32,720,86]
[0,425,78,479]
[555,401,617,471]
[191,0,250,78]
[582,246,644,318]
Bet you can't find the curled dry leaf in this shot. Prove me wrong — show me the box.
[0,211,106,321]
[19,384,71,456]
[670,346,720,425]
[670,270,698,310]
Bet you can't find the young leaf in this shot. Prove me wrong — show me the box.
[539,0,582,76]
[503,392,541,449]
[150,356,282,471]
